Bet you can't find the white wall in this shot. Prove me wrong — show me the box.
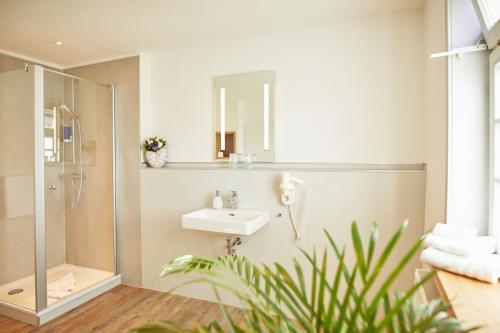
[143,10,425,163]
[446,0,489,234]
[140,168,426,303]
[138,8,429,303]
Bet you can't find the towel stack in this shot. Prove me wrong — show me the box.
[420,223,500,284]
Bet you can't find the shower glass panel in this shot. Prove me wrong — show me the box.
[0,67,36,310]
[44,70,115,307]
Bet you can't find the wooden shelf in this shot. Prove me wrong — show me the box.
[434,269,500,332]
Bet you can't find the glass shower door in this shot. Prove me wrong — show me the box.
[0,67,37,310]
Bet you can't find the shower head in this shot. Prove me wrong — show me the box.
[58,105,78,119]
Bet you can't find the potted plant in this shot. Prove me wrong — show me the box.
[144,136,167,168]
[133,221,476,332]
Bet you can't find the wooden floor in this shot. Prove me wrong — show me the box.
[0,285,243,333]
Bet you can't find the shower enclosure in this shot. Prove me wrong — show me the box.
[0,64,120,325]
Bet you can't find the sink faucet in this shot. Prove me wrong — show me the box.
[227,191,238,210]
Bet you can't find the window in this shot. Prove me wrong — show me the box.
[475,0,500,235]
[473,0,500,48]
[492,57,500,236]
[478,0,500,29]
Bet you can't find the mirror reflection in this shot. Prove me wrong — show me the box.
[214,71,275,162]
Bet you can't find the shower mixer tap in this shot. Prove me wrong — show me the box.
[58,104,84,209]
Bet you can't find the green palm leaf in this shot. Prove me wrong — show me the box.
[133,221,476,333]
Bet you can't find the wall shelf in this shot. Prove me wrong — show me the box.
[140,162,426,173]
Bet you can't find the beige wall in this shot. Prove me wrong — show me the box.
[62,80,115,272]
[0,53,61,74]
[0,54,25,73]
[423,0,448,231]
[140,168,425,303]
[66,57,142,286]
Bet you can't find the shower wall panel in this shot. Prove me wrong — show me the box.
[63,80,114,273]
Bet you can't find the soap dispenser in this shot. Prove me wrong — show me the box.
[212,190,223,210]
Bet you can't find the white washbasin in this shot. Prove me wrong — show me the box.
[182,208,270,236]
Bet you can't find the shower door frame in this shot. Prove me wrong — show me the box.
[34,65,47,312]
[0,64,122,326]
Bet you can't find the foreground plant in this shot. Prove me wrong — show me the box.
[133,221,475,333]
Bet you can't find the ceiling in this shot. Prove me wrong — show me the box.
[0,0,424,68]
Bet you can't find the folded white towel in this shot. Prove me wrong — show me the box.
[47,272,76,300]
[432,223,477,240]
[424,234,496,257]
[420,248,500,284]
[47,290,72,300]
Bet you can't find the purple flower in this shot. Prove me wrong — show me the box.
[144,136,166,152]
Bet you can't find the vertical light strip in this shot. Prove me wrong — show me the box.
[263,83,270,151]
[220,88,225,151]
[34,65,47,311]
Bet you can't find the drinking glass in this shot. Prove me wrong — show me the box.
[228,153,238,168]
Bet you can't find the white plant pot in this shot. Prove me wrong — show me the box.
[146,148,168,168]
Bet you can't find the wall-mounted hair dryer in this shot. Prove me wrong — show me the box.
[280,172,310,240]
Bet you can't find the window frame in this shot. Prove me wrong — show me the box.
[472,0,500,49]
[489,47,500,236]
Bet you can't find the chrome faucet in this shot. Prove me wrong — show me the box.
[227,191,238,210]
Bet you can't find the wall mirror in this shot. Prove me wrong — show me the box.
[214,71,275,162]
